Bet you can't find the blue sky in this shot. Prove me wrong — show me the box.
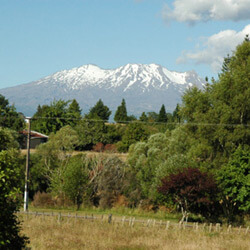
[0,0,249,89]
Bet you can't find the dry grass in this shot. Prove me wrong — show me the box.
[20,214,249,250]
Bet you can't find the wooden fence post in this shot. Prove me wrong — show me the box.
[227,225,232,233]
[209,223,212,233]
[166,221,170,230]
[108,214,112,224]
[216,223,220,232]
[245,227,249,235]
[146,219,150,227]
[131,217,135,227]
[122,216,126,226]
[159,220,162,227]
[153,220,156,227]
[58,212,61,224]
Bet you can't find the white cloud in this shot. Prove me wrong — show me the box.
[163,0,250,24]
[177,25,250,72]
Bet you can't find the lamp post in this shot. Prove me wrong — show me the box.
[24,117,31,211]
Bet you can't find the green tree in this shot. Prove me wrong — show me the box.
[61,154,89,209]
[180,38,250,168]
[0,127,19,151]
[139,112,148,122]
[114,99,128,123]
[127,133,169,202]
[0,129,29,248]
[117,122,149,152]
[157,104,168,123]
[172,104,181,123]
[36,125,80,184]
[75,118,108,150]
[217,146,250,223]
[127,127,193,204]
[32,99,81,134]
[0,94,25,131]
[88,99,111,121]
[67,99,82,127]
[36,126,81,205]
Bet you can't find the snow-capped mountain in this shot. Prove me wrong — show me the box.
[0,63,204,117]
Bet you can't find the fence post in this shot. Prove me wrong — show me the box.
[238,226,242,234]
[227,225,232,233]
[216,223,220,232]
[122,216,126,226]
[159,220,162,227]
[58,212,61,224]
[209,223,212,233]
[166,221,170,230]
[131,217,135,227]
[146,219,150,227]
[153,220,156,227]
[108,214,112,224]
[245,227,249,235]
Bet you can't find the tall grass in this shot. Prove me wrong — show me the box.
[20,214,249,250]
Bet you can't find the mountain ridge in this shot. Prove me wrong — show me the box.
[0,63,204,117]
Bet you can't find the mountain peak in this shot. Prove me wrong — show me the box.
[0,63,204,116]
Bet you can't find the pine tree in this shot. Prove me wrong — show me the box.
[157,104,167,123]
[68,99,82,116]
[88,99,111,121]
[114,99,128,123]
[67,99,82,126]
[172,104,181,123]
[139,112,148,122]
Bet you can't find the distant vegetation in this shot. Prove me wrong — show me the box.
[0,38,249,248]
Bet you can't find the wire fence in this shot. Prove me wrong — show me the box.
[18,211,250,235]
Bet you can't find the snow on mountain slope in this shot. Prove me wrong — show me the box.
[0,63,204,117]
[35,63,204,92]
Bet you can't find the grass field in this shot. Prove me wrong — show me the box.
[20,212,250,250]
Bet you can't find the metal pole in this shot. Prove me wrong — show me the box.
[24,118,31,211]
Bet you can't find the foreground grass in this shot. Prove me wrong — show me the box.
[20,214,249,250]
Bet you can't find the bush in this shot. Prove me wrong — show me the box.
[91,156,127,208]
[104,144,117,153]
[92,142,104,152]
[158,167,219,222]
[32,192,55,207]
